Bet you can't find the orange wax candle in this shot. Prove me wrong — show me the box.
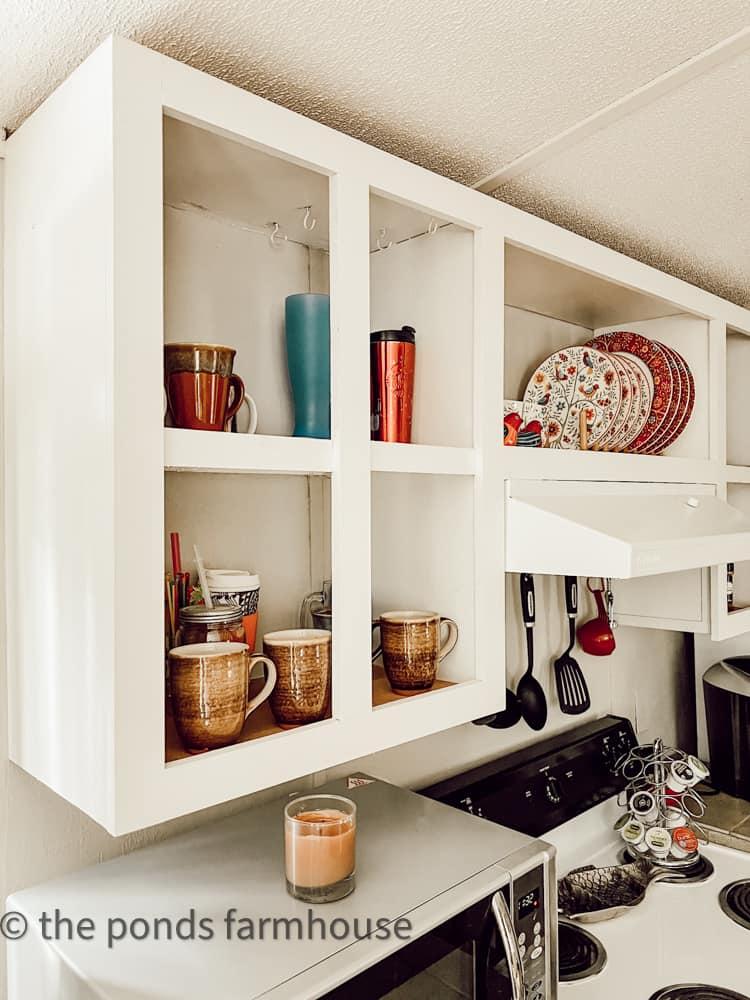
[285,796,357,902]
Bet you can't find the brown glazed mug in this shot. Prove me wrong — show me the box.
[372,611,459,692]
[168,642,276,753]
[164,343,248,432]
[263,629,332,727]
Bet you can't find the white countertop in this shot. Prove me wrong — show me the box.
[7,775,535,1000]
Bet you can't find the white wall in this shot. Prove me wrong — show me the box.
[0,167,690,997]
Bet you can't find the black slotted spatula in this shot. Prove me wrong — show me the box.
[554,575,591,715]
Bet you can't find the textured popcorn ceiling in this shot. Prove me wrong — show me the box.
[2,1,749,304]
[494,46,750,308]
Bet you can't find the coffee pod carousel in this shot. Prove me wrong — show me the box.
[616,737,710,873]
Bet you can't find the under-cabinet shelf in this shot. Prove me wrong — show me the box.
[164,428,333,475]
[502,447,719,484]
[370,441,475,476]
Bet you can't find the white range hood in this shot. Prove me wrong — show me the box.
[506,480,750,578]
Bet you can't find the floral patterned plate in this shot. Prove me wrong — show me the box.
[523,346,621,449]
[597,354,633,451]
[587,332,675,453]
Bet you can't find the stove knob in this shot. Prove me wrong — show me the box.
[601,742,618,772]
[544,775,562,805]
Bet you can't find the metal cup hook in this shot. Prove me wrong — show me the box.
[301,205,316,232]
[427,218,439,236]
[376,227,393,251]
[268,222,287,249]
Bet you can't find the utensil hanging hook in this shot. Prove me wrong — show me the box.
[300,205,316,232]
[427,218,439,236]
[376,227,393,251]
[268,222,287,249]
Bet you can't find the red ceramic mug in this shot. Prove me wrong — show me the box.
[165,343,246,432]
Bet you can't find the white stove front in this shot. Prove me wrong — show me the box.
[545,800,750,998]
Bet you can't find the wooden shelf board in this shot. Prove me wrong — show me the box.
[503,446,720,484]
[371,664,457,708]
[370,441,475,476]
[165,682,332,764]
[164,428,332,475]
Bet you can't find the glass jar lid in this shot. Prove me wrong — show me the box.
[179,602,243,624]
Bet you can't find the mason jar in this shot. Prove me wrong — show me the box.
[175,603,245,647]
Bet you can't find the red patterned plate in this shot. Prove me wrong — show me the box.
[586,332,675,453]
[645,343,683,454]
[652,343,694,453]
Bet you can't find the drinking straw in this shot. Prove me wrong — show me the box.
[194,544,213,609]
[165,575,175,643]
[170,532,182,578]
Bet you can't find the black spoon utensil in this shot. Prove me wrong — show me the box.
[554,575,591,715]
[516,573,548,731]
[484,686,522,729]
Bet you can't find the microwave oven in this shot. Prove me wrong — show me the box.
[322,840,556,999]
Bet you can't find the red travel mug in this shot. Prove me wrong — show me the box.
[370,327,416,443]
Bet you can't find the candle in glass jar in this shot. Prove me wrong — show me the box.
[284,795,356,902]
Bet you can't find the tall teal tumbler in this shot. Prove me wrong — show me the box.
[285,293,331,439]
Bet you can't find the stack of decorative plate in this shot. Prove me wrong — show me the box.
[522,332,694,453]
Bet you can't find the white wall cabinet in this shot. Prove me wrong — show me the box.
[5,37,750,833]
[4,37,505,834]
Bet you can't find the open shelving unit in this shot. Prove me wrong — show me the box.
[5,35,750,834]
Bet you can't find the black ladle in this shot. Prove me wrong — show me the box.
[472,685,522,729]
[516,573,547,731]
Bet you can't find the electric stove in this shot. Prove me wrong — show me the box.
[422,716,750,999]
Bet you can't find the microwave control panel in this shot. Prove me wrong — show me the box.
[513,864,547,999]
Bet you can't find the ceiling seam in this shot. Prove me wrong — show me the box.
[473,24,750,194]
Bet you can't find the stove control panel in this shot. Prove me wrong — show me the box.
[421,715,637,838]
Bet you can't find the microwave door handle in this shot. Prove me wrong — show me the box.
[491,891,525,1000]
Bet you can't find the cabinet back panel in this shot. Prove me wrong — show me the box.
[164,206,326,438]
[371,472,475,684]
[164,473,330,640]
[369,226,473,448]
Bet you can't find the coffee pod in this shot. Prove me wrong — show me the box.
[613,814,631,832]
[630,790,658,824]
[671,826,699,859]
[687,755,710,784]
[666,760,695,795]
[664,807,687,829]
[645,826,671,860]
[621,819,649,853]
